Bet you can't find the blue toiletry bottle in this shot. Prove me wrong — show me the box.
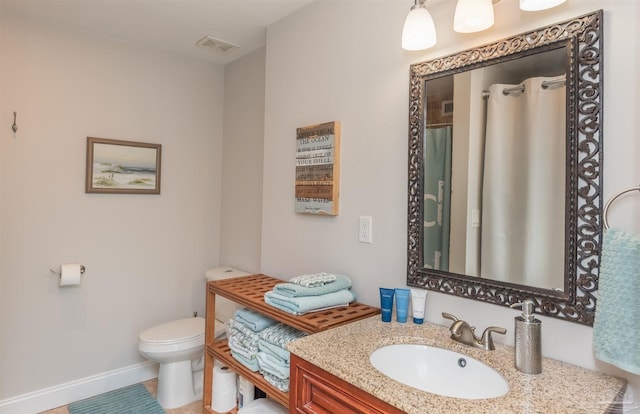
[395,288,410,323]
[379,288,395,322]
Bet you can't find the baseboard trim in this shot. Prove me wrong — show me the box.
[0,361,159,414]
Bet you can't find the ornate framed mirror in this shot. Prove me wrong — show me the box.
[407,10,603,325]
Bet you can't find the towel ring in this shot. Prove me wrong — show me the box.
[603,185,640,230]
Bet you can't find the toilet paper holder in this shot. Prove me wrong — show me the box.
[49,265,86,278]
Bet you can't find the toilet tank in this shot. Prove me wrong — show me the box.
[205,267,250,323]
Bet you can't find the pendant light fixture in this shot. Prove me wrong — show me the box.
[520,0,567,11]
[454,0,495,33]
[402,0,567,52]
[402,0,437,51]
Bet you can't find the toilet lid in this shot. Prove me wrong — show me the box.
[140,317,205,345]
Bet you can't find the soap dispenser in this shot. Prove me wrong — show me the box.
[510,299,542,374]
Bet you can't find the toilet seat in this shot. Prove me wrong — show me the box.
[140,317,205,349]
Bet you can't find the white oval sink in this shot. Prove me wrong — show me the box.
[369,344,509,399]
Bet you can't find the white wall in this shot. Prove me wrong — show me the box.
[221,48,266,274]
[262,0,409,297]
[0,10,223,400]
[261,0,640,410]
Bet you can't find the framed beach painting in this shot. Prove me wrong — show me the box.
[85,137,162,194]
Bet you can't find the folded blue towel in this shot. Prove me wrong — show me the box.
[228,320,259,348]
[261,370,289,392]
[264,289,356,315]
[234,308,277,332]
[257,352,290,379]
[594,228,640,375]
[229,341,253,361]
[259,323,307,348]
[258,338,290,364]
[273,274,352,297]
[231,351,259,372]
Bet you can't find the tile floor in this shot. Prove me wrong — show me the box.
[39,379,202,414]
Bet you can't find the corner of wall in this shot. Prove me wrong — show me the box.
[220,47,267,274]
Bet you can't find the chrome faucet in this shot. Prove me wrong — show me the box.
[442,312,506,351]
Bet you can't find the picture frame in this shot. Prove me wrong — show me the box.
[85,137,162,194]
[294,121,341,215]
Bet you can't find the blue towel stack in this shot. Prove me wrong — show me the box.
[264,273,356,315]
[257,323,307,392]
[228,309,277,372]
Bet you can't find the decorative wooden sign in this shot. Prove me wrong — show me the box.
[295,121,340,215]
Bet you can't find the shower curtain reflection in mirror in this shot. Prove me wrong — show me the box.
[424,126,452,270]
[481,76,566,290]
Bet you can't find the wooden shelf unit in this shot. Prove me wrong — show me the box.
[203,274,380,414]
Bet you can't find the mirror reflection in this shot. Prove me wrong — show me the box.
[423,47,568,291]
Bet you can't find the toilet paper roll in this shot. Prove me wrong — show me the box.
[212,389,237,413]
[212,363,237,412]
[213,363,237,393]
[59,264,82,286]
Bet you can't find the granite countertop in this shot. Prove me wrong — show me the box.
[287,316,626,414]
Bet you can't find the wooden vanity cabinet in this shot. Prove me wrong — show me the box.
[290,354,404,414]
[203,274,380,414]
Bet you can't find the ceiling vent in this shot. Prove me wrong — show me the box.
[196,35,240,54]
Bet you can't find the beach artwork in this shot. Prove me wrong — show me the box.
[85,137,162,194]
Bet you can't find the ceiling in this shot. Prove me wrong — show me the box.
[1,0,315,66]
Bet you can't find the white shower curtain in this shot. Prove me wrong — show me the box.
[481,76,565,290]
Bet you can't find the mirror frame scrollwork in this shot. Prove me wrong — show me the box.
[407,10,603,325]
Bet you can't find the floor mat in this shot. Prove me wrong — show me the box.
[68,383,165,414]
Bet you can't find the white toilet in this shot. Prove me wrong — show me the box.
[138,266,249,409]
